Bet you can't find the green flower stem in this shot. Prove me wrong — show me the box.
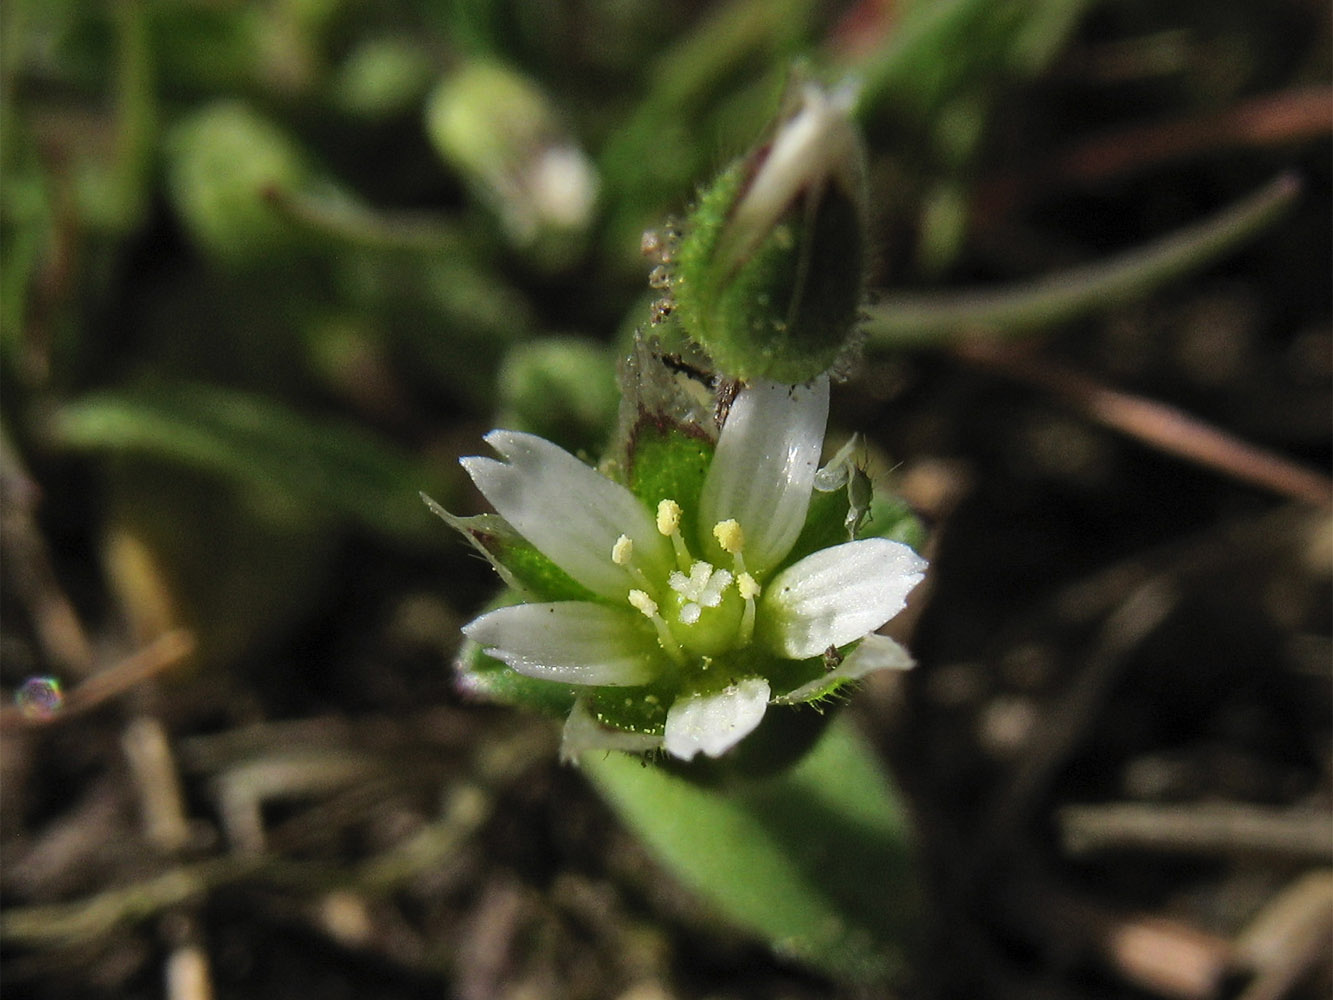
[263,185,469,254]
[864,173,1299,348]
[106,0,156,230]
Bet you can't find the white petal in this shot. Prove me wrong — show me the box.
[462,602,660,686]
[759,538,926,659]
[774,634,915,704]
[462,430,670,597]
[663,677,771,760]
[560,699,663,762]
[698,376,829,574]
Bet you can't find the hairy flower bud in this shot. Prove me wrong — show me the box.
[671,83,868,383]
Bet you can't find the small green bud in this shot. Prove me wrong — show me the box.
[425,61,598,246]
[333,38,433,119]
[671,83,868,383]
[165,101,314,262]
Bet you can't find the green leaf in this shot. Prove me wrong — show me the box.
[582,716,921,984]
[50,381,448,545]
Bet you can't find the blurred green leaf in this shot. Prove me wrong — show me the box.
[50,381,451,545]
[865,173,1301,347]
[853,0,1088,133]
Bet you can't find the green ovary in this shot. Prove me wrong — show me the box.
[666,582,746,657]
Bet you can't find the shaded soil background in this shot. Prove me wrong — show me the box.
[2,2,1330,999]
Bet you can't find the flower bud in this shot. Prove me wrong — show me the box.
[165,101,315,263]
[671,83,868,383]
[425,61,598,246]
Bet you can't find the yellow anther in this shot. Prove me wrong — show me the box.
[713,519,745,555]
[611,534,634,566]
[737,572,761,601]
[658,498,693,571]
[656,499,682,536]
[629,587,686,665]
[627,589,658,618]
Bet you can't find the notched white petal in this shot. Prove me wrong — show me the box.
[560,699,663,763]
[774,634,915,705]
[461,430,669,597]
[698,376,829,574]
[759,538,926,659]
[663,677,771,760]
[462,601,660,686]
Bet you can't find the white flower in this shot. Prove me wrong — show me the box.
[459,375,926,761]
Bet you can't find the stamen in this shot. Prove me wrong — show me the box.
[739,597,757,645]
[655,499,681,536]
[611,534,634,566]
[736,573,761,601]
[628,589,685,664]
[713,519,744,554]
[627,589,658,618]
[612,534,656,591]
[713,519,749,576]
[657,498,693,570]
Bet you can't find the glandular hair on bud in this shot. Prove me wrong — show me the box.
[671,84,868,384]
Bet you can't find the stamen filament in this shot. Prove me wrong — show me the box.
[737,572,760,646]
[611,534,656,592]
[628,589,686,664]
[657,498,694,571]
[739,597,756,645]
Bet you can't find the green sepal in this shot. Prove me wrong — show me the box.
[422,496,602,604]
[585,683,672,738]
[623,418,715,542]
[867,492,927,552]
[770,640,874,707]
[453,592,580,716]
[786,482,856,565]
[787,466,927,563]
